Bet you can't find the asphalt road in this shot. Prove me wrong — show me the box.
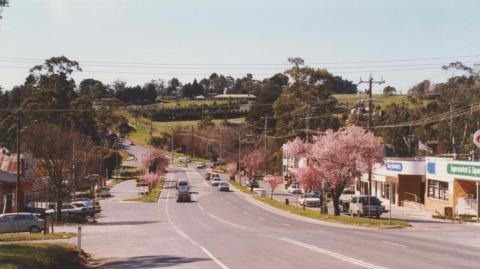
[156,166,480,269]
[61,143,480,268]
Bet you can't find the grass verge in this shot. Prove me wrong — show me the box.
[0,232,76,243]
[0,243,86,269]
[108,165,142,188]
[124,177,164,202]
[229,181,409,228]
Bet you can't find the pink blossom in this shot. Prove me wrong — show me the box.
[226,163,237,178]
[293,166,321,192]
[264,174,283,199]
[283,137,306,158]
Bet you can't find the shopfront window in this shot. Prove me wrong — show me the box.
[427,180,449,200]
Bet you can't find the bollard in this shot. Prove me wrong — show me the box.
[285,198,289,205]
[77,226,82,252]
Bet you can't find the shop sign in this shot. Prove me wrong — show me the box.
[386,162,403,172]
[427,162,436,174]
[447,164,480,178]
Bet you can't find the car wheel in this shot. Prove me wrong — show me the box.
[29,225,41,233]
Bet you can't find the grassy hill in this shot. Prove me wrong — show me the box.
[334,94,409,108]
[127,115,245,147]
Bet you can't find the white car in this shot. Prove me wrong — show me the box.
[299,192,321,207]
[211,177,222,186]
[287,183,303,194]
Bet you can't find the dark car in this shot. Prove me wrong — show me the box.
[177,189,192,202]
[248,180,260,188]
[204,172,211,180]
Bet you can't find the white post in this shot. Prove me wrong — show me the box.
[476,182,479,221]
[389,184,392,224]
[77,226,82,252]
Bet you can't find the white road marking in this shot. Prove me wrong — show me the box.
[243,211,249,215]
[165,193,230,269]
[198,204,247,230]
[280,237,389,269]
[233,206,238,209]
[282,223,290,227]
[381,241,408,248]
[257,217,265,221]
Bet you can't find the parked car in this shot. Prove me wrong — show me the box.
[72,198,101,215]
[0,213,46,233]
[218,182,230,192]
[287,183,302,194]
[204,172,211,180]
[247,180,260,189]
[299,191,322,207]
[211,177,222,186]
[339,189,356,212]
[96,187,111,198]
[196,163,207,169]
[178,157,192,163]
[46,203,90,219]
[349,195,384,218]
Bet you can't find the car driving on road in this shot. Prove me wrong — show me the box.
[218,182,230,192]
[204,172,211,180]
[196,163,207,169]
[211,177,222,186]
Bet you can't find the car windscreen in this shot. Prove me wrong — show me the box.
[178,181,188,186]
[359,197,381,205]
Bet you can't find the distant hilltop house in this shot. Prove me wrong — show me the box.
[194,95,207,100]
[213,93,256,102]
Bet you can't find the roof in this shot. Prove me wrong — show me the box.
[194,95,206,99]
[214,94,256,99]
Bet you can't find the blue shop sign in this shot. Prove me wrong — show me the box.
[427,162,436,174]
[386,162,403,172]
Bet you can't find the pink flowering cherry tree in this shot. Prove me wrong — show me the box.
[139,149,169,192]
[226,162,237,180]
[264,175,283,199]
[241,150,266,191]
[306,126,383,215]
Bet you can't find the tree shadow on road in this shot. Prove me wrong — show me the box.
[100,255,210,268]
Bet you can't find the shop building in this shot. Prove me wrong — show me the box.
[361,159,425,206]
[425,157,480,216]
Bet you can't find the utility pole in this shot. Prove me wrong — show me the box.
[170,128,174,165]
[149,113,153,158]
[191,125,194,158]
[219,124,223,167]
[359,74,385,220]
[305,104,311,140]
[264,115,268,174]
[15,115,21,213]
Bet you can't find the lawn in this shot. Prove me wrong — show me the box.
[334,94,409,108]
[108,165,143,188]
[124,177,164,202]
[0,243,86,269]
[0,232,75,243]
[229,181,409,228]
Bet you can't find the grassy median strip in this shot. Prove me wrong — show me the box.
[0,243,86,269]
[229,181,408,228]
[125,177,164,202]
[0,232,76,243]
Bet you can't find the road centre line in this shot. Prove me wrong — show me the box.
[381,241,408,248]
[165,193,230,269]
[280,237,389,269]
[198,203,247,230]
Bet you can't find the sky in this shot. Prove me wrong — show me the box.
[0,0,479,93]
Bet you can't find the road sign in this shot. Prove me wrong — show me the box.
[474,130,480,149]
